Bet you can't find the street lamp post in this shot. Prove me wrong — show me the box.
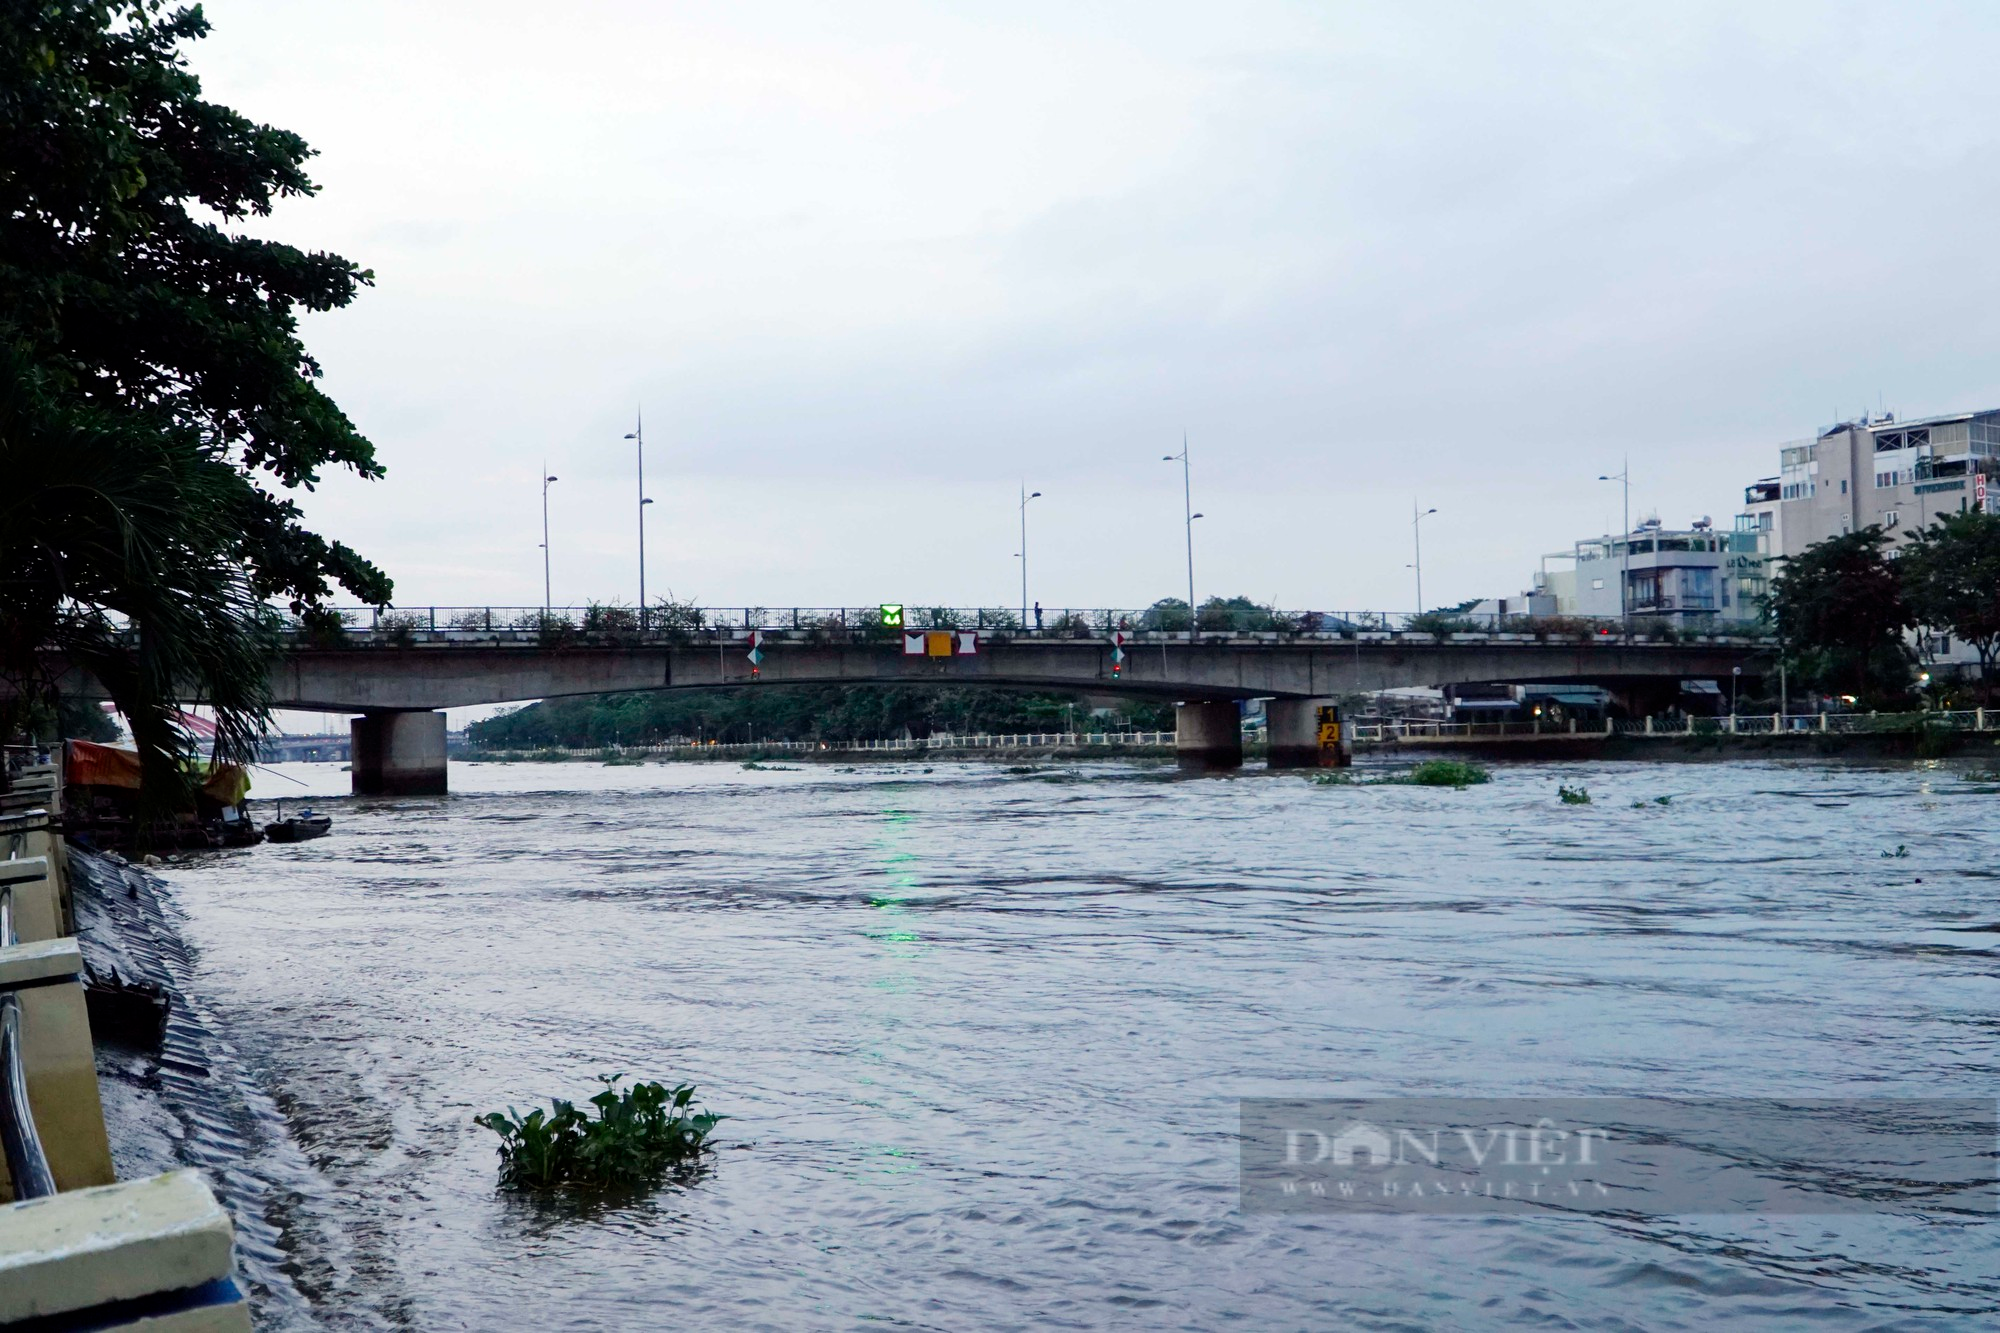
[1412,502,1438,615]
[1164,438,1199,632]
[624,412,654,627]
[1017,485,1042,630]
[540,468,559,610]
[1598,460,1630,640]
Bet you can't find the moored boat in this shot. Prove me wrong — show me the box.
[265,809,332,842]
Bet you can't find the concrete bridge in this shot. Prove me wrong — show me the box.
[267,611,1767,793]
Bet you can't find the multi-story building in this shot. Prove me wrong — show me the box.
[1759,409,1999,556]
[1502,518,1764,626]
[1731,477,1782,613]
[1738,406,2000,683]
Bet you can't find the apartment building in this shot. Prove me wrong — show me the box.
[1738,406,2000,680]
[1510,518,1764,626]
[1763,409,1999,555]
[1472,518,1763,626]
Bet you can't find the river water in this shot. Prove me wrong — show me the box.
[148,756,1999,1330]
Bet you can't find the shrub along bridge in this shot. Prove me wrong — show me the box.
[259,606,1769,793]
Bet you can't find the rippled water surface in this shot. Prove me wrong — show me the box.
[155,756,2000,1330]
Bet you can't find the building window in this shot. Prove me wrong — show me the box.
[1591,579,1605,590]
[1883,510,1899,528]
[1841,479,1848,494]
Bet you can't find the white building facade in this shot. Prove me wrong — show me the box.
[1471,518,1765,627]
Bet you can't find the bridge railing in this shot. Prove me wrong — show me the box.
[1353,709,1997,740]
[465,732,1180,759]
[285,605,1773,645]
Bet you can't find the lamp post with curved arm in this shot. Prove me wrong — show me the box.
[1164,438,1198,631]
[1598,460,1630,640]
[1017,485,1042,629]
[540,468,559,611]
[1412,503,1437,615]
[624,413,654,627]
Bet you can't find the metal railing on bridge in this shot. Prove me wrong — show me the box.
[291,605,1773,646]
[1352,709,2000,741]
[467,731,1180,760]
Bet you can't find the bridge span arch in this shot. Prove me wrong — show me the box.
[270,630,1765,713]
[265,628,1766,793]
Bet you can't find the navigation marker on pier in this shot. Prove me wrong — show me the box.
[747,630,764,677]
[1110,630,1129,676]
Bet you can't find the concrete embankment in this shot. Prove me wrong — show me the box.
[67,846,327,1324]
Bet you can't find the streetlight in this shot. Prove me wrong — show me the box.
[623,411,654,627]
[1598,460,1630,639]
[1731,665,1742,720]
[1164,437,1197,632]
[540,468,559,610]
[1412,503,1438,614]
[1017,486,1042,630]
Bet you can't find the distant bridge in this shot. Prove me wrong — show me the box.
[262,606,1769,794]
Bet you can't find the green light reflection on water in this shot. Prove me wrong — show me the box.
[841,799,939,1183]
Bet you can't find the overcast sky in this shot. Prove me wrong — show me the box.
[197,0,2000,624]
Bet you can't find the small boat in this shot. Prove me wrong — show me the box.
[265,807,332,843]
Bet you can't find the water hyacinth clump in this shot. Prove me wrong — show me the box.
[477,1076,723,1190]
[1309,760,1491,788]
[1405,760,1491,788]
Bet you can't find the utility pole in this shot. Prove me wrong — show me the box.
[540,467,559,610]
[1017,484,1041,629]
[1412,502,1438,614]
[624,412,654,628]
[1163,437,1201,632]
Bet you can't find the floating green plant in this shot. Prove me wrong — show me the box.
[1310,760,1490,788]
[1558,783,1592,804]
[477,1076,723,1191]
[1406,760,1491,787]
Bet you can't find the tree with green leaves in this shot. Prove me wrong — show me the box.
[1,1,390,795]
[1898,507,2000,704]
[1767,526,1914,708]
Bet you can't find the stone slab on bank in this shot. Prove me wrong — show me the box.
[0,1169,246,1327]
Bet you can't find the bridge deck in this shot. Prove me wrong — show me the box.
[256,627,1767,713]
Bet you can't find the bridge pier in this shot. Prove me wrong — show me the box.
[351,710,447,795]
[1175,701,1242,772]
[1267,698,1351,769]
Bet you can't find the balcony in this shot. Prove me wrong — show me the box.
[1627,594,1718,613]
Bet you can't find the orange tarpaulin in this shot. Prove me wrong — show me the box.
[64,740,251,804]
[64,740,142,790]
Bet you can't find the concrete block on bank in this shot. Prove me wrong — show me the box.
[0,972,116,1198]
[0,855,63,945]
[0,1170,244,1326]
[0,937,81,990]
